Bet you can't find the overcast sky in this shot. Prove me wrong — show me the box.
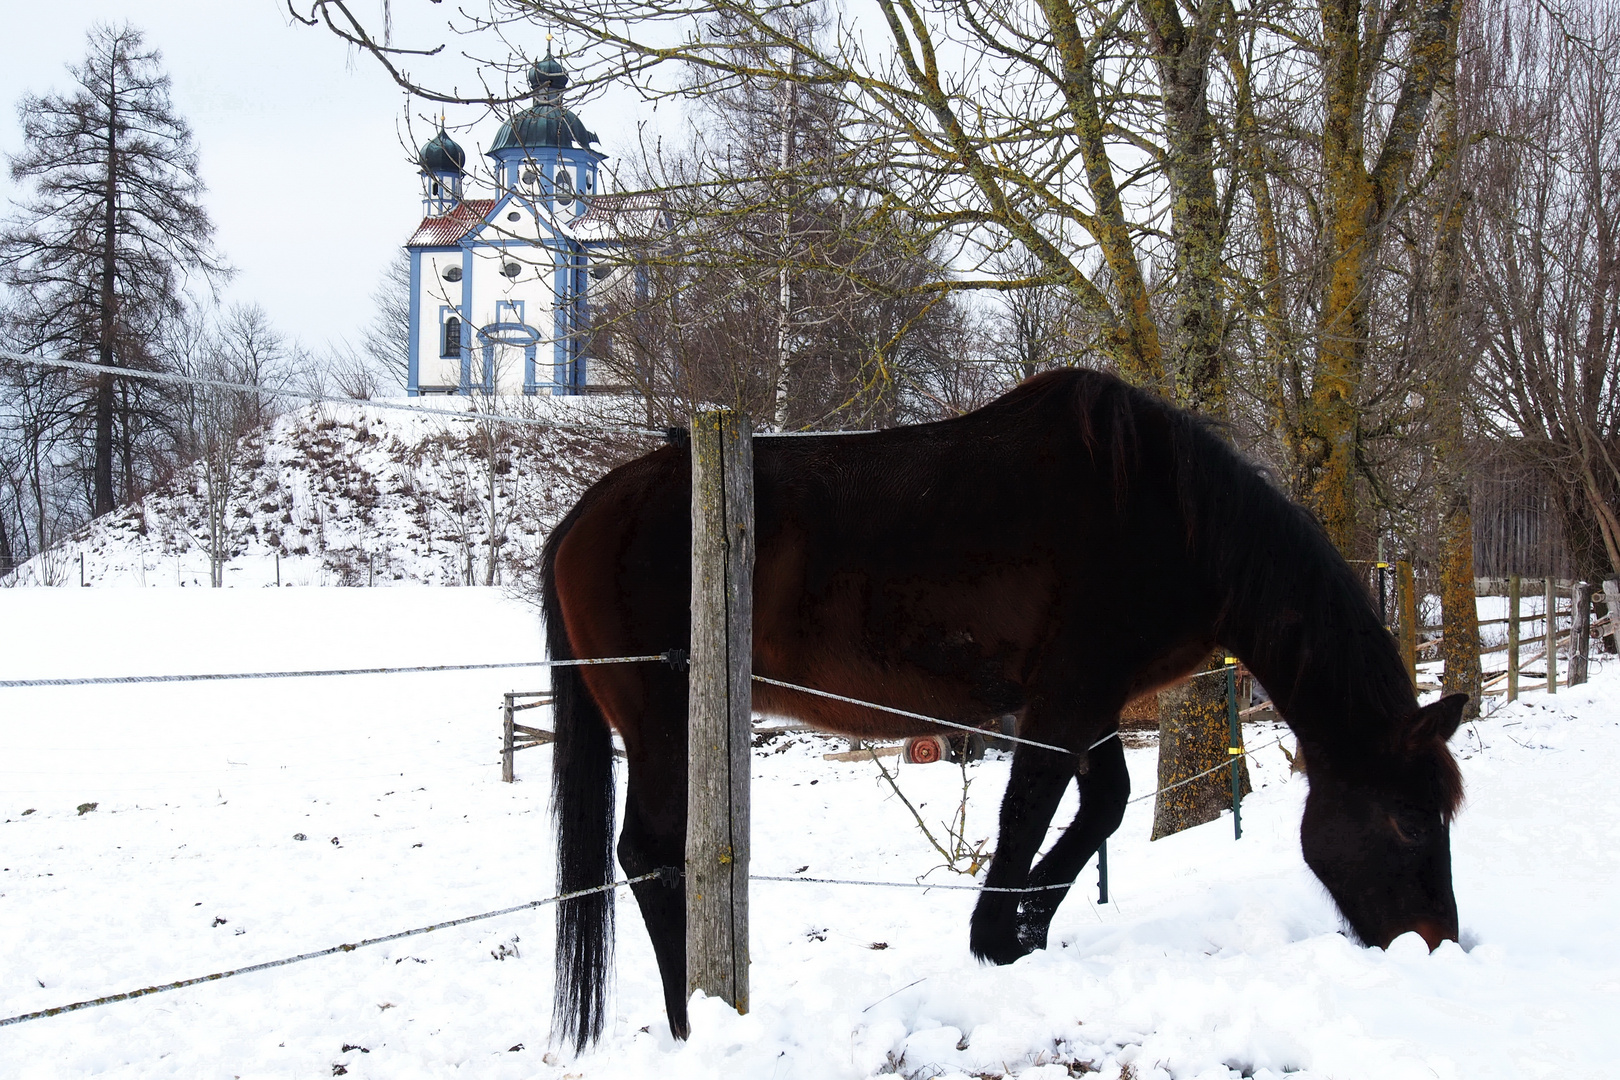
[1,0,649,356]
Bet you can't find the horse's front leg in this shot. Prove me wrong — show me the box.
[970,740,1075,964]
[1013,732,1129,952]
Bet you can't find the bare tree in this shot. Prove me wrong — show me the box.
[1467,0,1620,584]
[0,23,227,517]
[363,250,412,390]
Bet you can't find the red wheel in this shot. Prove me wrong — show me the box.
[905,735,947,764]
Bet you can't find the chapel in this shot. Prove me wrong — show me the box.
[404,47,622,396]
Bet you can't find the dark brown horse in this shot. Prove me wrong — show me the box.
[541,369,1466,1050]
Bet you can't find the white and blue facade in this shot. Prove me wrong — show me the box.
[405,52,608,396]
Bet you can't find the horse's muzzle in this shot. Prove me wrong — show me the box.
[1404,918,1458,952]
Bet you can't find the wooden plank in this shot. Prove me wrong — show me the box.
[686,409,754,1017]
[821,745,903,762]
[512,724,554,741]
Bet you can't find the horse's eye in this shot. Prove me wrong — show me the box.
[1386,813,1419,844]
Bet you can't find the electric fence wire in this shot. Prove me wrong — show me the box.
[0,350,666,438]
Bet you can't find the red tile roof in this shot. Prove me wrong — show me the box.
[406,199,496,247]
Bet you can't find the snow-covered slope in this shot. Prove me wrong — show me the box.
[0,588,1615,1078]
[3,396,653,589]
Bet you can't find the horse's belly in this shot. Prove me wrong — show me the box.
[751,534,1058,739]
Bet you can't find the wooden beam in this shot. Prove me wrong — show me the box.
[686,409,754,1017]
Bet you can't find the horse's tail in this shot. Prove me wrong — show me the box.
[542,512,617,1052]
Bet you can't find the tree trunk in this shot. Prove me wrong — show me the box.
[1296,0,1461,554]
[1151,654,1252,841]
[1138,1,1244,838]
[93,66,120,517]
[1431,5,1481,715]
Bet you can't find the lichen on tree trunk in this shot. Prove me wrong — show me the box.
[1151,654,1252,841]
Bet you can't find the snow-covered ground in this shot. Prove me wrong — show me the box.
[1,588,1616,1078]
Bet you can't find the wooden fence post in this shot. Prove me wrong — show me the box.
[1545,576,1557,694]
[501,692,516,783]
[1396,561,1418,687]
[1571,581,1591,686]
[1604,579,1620,654]
[1507,573,1520,703]
[686,409,754,1016]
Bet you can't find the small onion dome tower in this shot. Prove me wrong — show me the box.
[418,125,465,215]
[486,44,604,219]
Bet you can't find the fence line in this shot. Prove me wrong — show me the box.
[0,653,675,690]
[0,871,667,1029]
[2,703,1293,1030]
[751,874,1079,893]
[0,351,665,438]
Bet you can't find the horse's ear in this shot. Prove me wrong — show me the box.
[1413,693,1467,744]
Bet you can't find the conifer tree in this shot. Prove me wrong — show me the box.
[1,23,226,516]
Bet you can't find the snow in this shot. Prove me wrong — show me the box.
[2,587,1616,1078]
[2,396,651,590]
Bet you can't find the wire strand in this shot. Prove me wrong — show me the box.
[0,871,665,1029]
[0,351,665,438]
[0,653,673,689]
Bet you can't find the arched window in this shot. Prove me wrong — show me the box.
[442,316,462,359]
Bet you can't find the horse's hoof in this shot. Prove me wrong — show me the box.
[1015,918,1050,953]
[970,928,1033,966]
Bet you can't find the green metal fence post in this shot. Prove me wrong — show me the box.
[1226,656,1242,840]
[1097,838,1108,904]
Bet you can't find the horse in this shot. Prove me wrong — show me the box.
[539,368,1466,1051]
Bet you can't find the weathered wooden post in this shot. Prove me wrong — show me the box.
[686,409,754,1016]
[1545,576,1558,694]
[1571,581,1592,687]
[1507,573,1520,703]
[501,692,516,783]
[1605,579,1620,654]
[1396,561,1418,687]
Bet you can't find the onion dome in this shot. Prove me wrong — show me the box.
[529,51,569,94]
[488,48,598,152]
[418,127,466,174]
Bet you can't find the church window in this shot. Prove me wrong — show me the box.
[442,265,462,282]
[502,261,523,278]
[442,316,462,358]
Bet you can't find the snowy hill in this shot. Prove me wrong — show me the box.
[3,396,657,589]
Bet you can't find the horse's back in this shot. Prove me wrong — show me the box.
[553,369,1207,739]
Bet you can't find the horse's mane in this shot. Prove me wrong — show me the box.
[1005,369,1462,816]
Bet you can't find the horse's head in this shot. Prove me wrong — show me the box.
[1299,693,1467,951]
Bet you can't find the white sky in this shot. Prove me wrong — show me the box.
[0,0,650,354]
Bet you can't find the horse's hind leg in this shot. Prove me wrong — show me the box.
[1012,732,1129,952]
[617,725,691,1039]
[970,740,1076,965]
